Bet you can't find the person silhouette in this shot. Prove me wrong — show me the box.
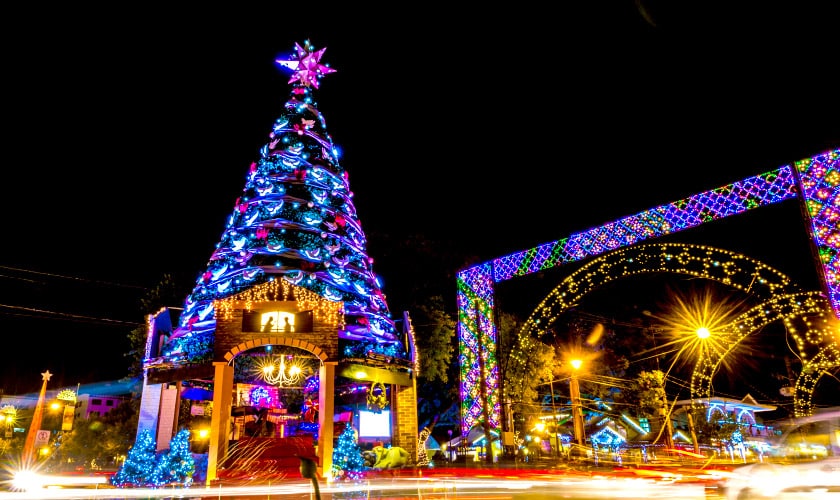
[283,317,292,332]
[263,317,274,332]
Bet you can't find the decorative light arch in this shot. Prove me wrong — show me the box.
[457,149,839,437]
[691,290,832,416]
[523,242,835,416]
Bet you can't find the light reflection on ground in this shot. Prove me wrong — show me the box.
[0,471,718,500]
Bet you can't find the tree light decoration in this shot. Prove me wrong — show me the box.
[151,41,408,368]
[416,426,431,467]
[459,146,839,438]
[112,429,196,488]
[331,424,366,481]
[112,430,157,487]
[153,429,196,487]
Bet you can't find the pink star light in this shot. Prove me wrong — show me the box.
[276,41,337,89]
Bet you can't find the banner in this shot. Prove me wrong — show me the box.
[62,405,75,431]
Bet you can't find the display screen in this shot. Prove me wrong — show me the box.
[358,410,391,437]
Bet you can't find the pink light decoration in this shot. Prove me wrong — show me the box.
[276,41,337,89]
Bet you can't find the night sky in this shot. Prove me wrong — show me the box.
[1,4,837,399]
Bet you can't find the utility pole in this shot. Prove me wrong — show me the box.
[549,380,559,456]
[570,364,585,448]
[687,409,700,454]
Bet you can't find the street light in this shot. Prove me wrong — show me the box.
[569,359,585,448]
[0,406,16,439]
[682,326,712,454]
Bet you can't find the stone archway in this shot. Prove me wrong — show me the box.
[213,337,337,480]
[223,337,329,364]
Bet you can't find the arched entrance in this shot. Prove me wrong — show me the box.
[203,338,334,483]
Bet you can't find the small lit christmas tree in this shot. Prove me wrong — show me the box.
[112,429,157,487]
[152,429,195,487]
[331,424,367,481]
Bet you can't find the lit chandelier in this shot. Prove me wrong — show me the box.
[260,356,308,387]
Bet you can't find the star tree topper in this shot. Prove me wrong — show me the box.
[276,40,337,89]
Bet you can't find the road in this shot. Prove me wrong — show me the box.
[0,465,725,500]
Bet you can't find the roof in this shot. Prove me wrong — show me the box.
[675,394,777,413]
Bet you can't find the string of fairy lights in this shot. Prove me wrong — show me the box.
[215,278,344,327]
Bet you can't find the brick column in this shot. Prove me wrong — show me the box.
[206,362,234,485]
[392,378,418,463]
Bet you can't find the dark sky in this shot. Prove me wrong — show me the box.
[1,4,838,396]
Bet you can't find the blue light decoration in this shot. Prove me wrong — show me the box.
[154,40,408,367]
[250,386,271,407]
[589,425,626,447]
[112,429,157,487]
[457,148,840,437]
[112,429,195,488]
[331,424,367,481]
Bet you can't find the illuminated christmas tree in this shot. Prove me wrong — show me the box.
[331,424,367,481]
[152,429,195,486]
[112,429,157,487]
[160,40,408,365]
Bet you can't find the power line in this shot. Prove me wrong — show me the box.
[0,265,149,290]
[0,303,142,327]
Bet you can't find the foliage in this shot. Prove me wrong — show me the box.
[505,327,555,411]
[0,436,22,458]
[628,370,669,418]
[138,273,186,314]
[124,325,149,379]
[690,406,741,446]
[60,399,139,470]
[494,310,524,425]
[124,273,190,378]
[412,295,460,433]
[412,295,456,383]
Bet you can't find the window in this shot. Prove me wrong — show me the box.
[260,312,295,333]
[91,399,102,406]
[295,310,314,332]
[106,400,114,406]
[242,311,296,333]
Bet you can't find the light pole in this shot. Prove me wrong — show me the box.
[569,359,585,448]
[548,379,559,457]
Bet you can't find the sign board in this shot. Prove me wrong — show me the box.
[34,430,51,448]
